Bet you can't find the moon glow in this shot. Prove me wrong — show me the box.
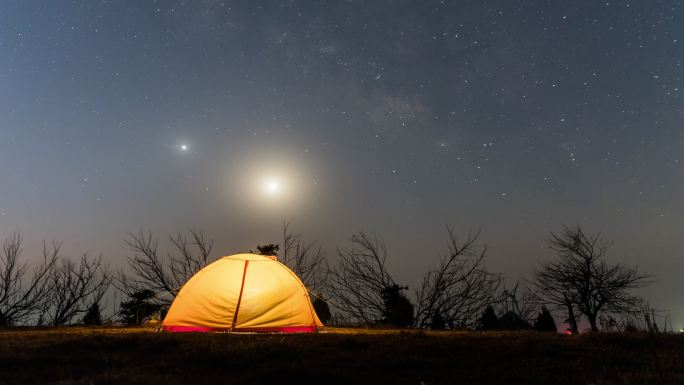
[265,180,281,195]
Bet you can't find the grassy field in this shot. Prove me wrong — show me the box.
[0,327,683,385]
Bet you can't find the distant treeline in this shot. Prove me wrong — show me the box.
[0,222,669,333]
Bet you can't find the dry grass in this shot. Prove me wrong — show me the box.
[0,327,682,384]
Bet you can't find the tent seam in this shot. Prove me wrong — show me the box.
[231,260,249,331]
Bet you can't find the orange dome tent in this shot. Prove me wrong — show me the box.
[162,254,322,332]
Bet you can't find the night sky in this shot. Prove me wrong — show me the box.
[1,1,683,328]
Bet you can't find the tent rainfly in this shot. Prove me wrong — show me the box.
[162,253,322,332]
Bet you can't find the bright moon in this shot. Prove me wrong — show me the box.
[265,180,280,194]
[180,144,188,151]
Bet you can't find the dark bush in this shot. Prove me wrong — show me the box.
[534,306,557,332]
[254,244,279,256]
[82,303,103,326]
[119,289,161,326]
[431,313,446,330]
[499,311,532,330]
[381,284,414,328]
[313,296,331,325]
[477,306,499,330]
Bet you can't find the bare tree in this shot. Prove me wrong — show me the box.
[40,253,110,326]
[533,225,649,332]
[500,281,538,324]
[280,221,328,294]
[0,233,58,326]
[531,258,581,333]
[116,228,213,306]
[414,228,503,329]
[328,232,400,324]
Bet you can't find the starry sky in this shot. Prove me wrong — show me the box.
[1,1,683,327]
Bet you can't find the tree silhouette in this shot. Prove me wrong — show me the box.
[254,244,279,257]
[533,306,557,333]
[414,228,502,329]
[498,311,532,330]
[533,225,649,332]
[381,284,414,328]
[82,302,103,326]
[430,313,446,330]
[40,253,110,326]
[0,233,59,326]
[116,228,213,306]
[280,221,328,294]
[119,289,161,326]
[328,232,407,324]
[477,305,499,331]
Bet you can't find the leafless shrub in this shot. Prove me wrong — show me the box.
[280,221,328,294]
[116,228,213,305]
[328,232,399,324]
[414,228,503,329]
[531,258,581,333]
[599,302,672,334]
[39,253,110,326]
[0,233,58,326]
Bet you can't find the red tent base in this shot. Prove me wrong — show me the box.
[162,325,318,333]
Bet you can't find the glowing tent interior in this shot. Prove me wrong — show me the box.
[162,253,322,332]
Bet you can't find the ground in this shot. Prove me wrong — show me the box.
[0,327,682,384]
